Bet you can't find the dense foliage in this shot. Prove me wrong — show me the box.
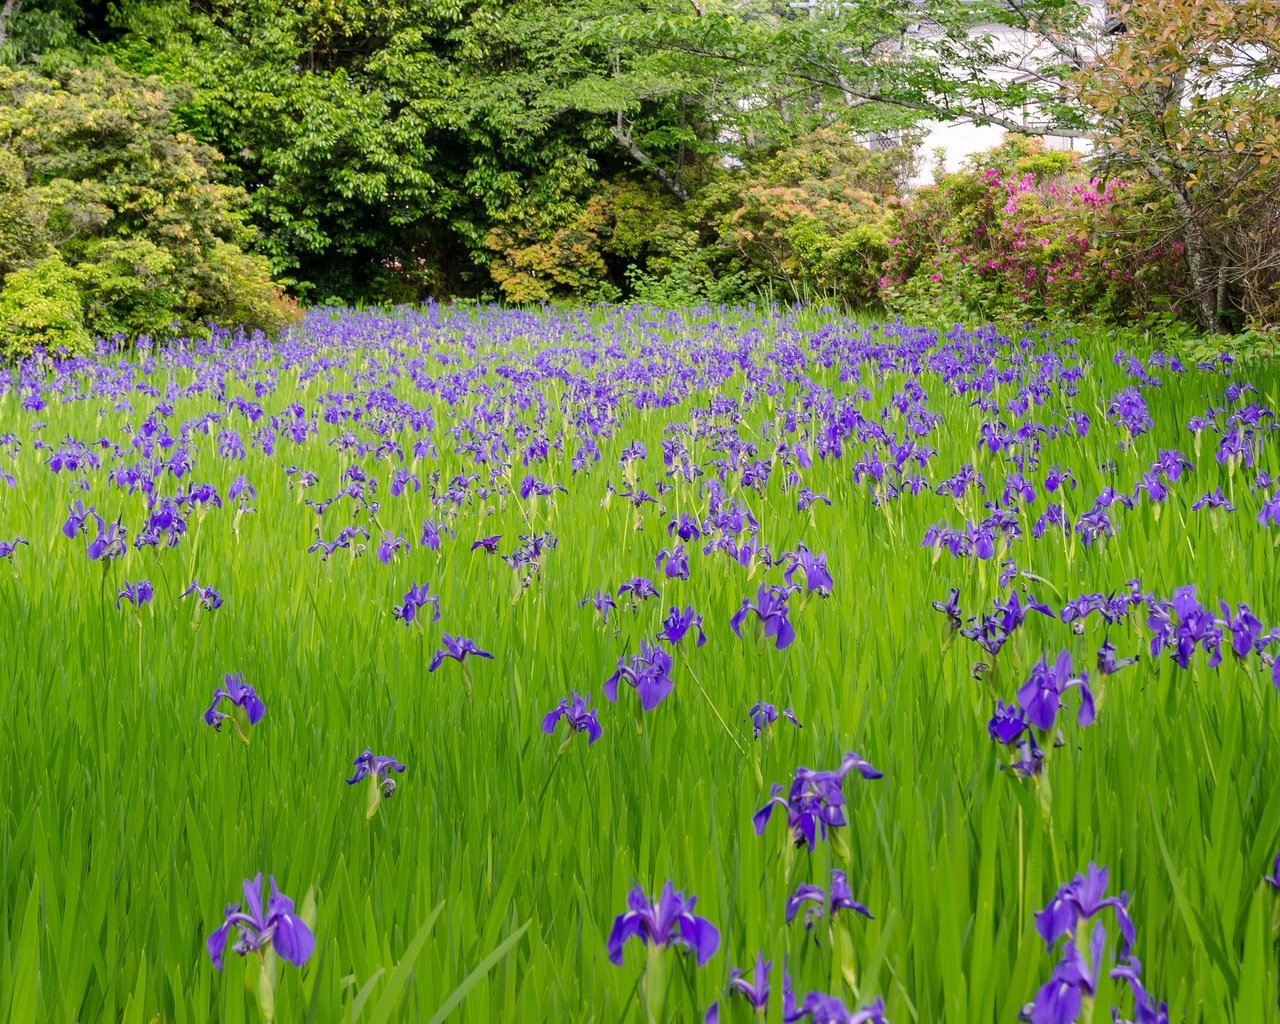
[2,304,1280,1022]
[0,0,1277,341]
[0,61,294,360]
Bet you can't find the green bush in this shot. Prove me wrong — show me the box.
[0,256,91,359]
[0,60,296,358]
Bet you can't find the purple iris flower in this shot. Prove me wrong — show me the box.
[419,518,453,550]
[748,701,802,738]
[1022,937,1101,1024]
[428,634,494,671]
[618,576,660,602]
[542,691,603,745]
[579,589,618,624]
[228,476,256,506]
[0,536,28,558]
[604,640,675,711]
[1190,488,1236,512]
[62,500,103,539]
[1016,651,1095,731]
[931,588,963,630]
[376,531,408,564]
[1096,637,1138,676]
[203,672,266,730]
[1149,586,1224,669]
[1264,851,1280,889]
[116,580,154,609]
[657,605,706,648]
[727,951,771,1011]
[1259,490,1280,526]
[668,512,703,541]
[206,874,315,970]
[1044,465,1077,493]
[181,581,224,611]
[791,992,888,1023]
[346,749,407,797]
[731,583,798,650]
[1109,959,1170,1024]
[87,518,127,561]
[392,582,441,624]
[1218,601,1264,659]
[754,752,882,850]
[785,870,874,928]
[471,535,502,554]
[1035,863,1135,960]
[988,700,1028,745]
[779,543,834,597]
[655,544,690,580]
[1108,388,1154,436]
[390,469,420,497]
[606,882,720,967]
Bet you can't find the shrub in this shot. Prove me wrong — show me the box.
[0,256,91,360]
[0,61,294,357]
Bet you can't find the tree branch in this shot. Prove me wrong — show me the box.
[609,124,691,202]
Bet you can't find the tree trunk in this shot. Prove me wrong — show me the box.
[1148,162,1221,333]
[0,0,23,48]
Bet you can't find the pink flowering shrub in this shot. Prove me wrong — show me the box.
[880,139,1189,326]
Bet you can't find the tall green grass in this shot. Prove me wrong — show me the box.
[1,305,1278,1022]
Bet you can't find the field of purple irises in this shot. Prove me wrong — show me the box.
[1,303,1278,1022]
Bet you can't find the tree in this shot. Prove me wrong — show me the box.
[0,60,292,357]
[657,0,1279,331]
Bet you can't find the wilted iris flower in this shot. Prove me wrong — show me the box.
[428,633,493,672]
[731,583,798,651]
[206,873,314,969]
[747,701,802,738]
[471,535,502,554]
[392,583,441,625]
[346,749,406,796]
[754,752,882,850]
[1016,651,1095,731]
[542,691,603,746]
[604,640,675,711]
[657,605,706,649]
[785,869,873,928]
[606,882,720,966]
[181,581,224,611]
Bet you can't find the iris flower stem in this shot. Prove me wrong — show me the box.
[534,752,564,809]
[683,659,746,757]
